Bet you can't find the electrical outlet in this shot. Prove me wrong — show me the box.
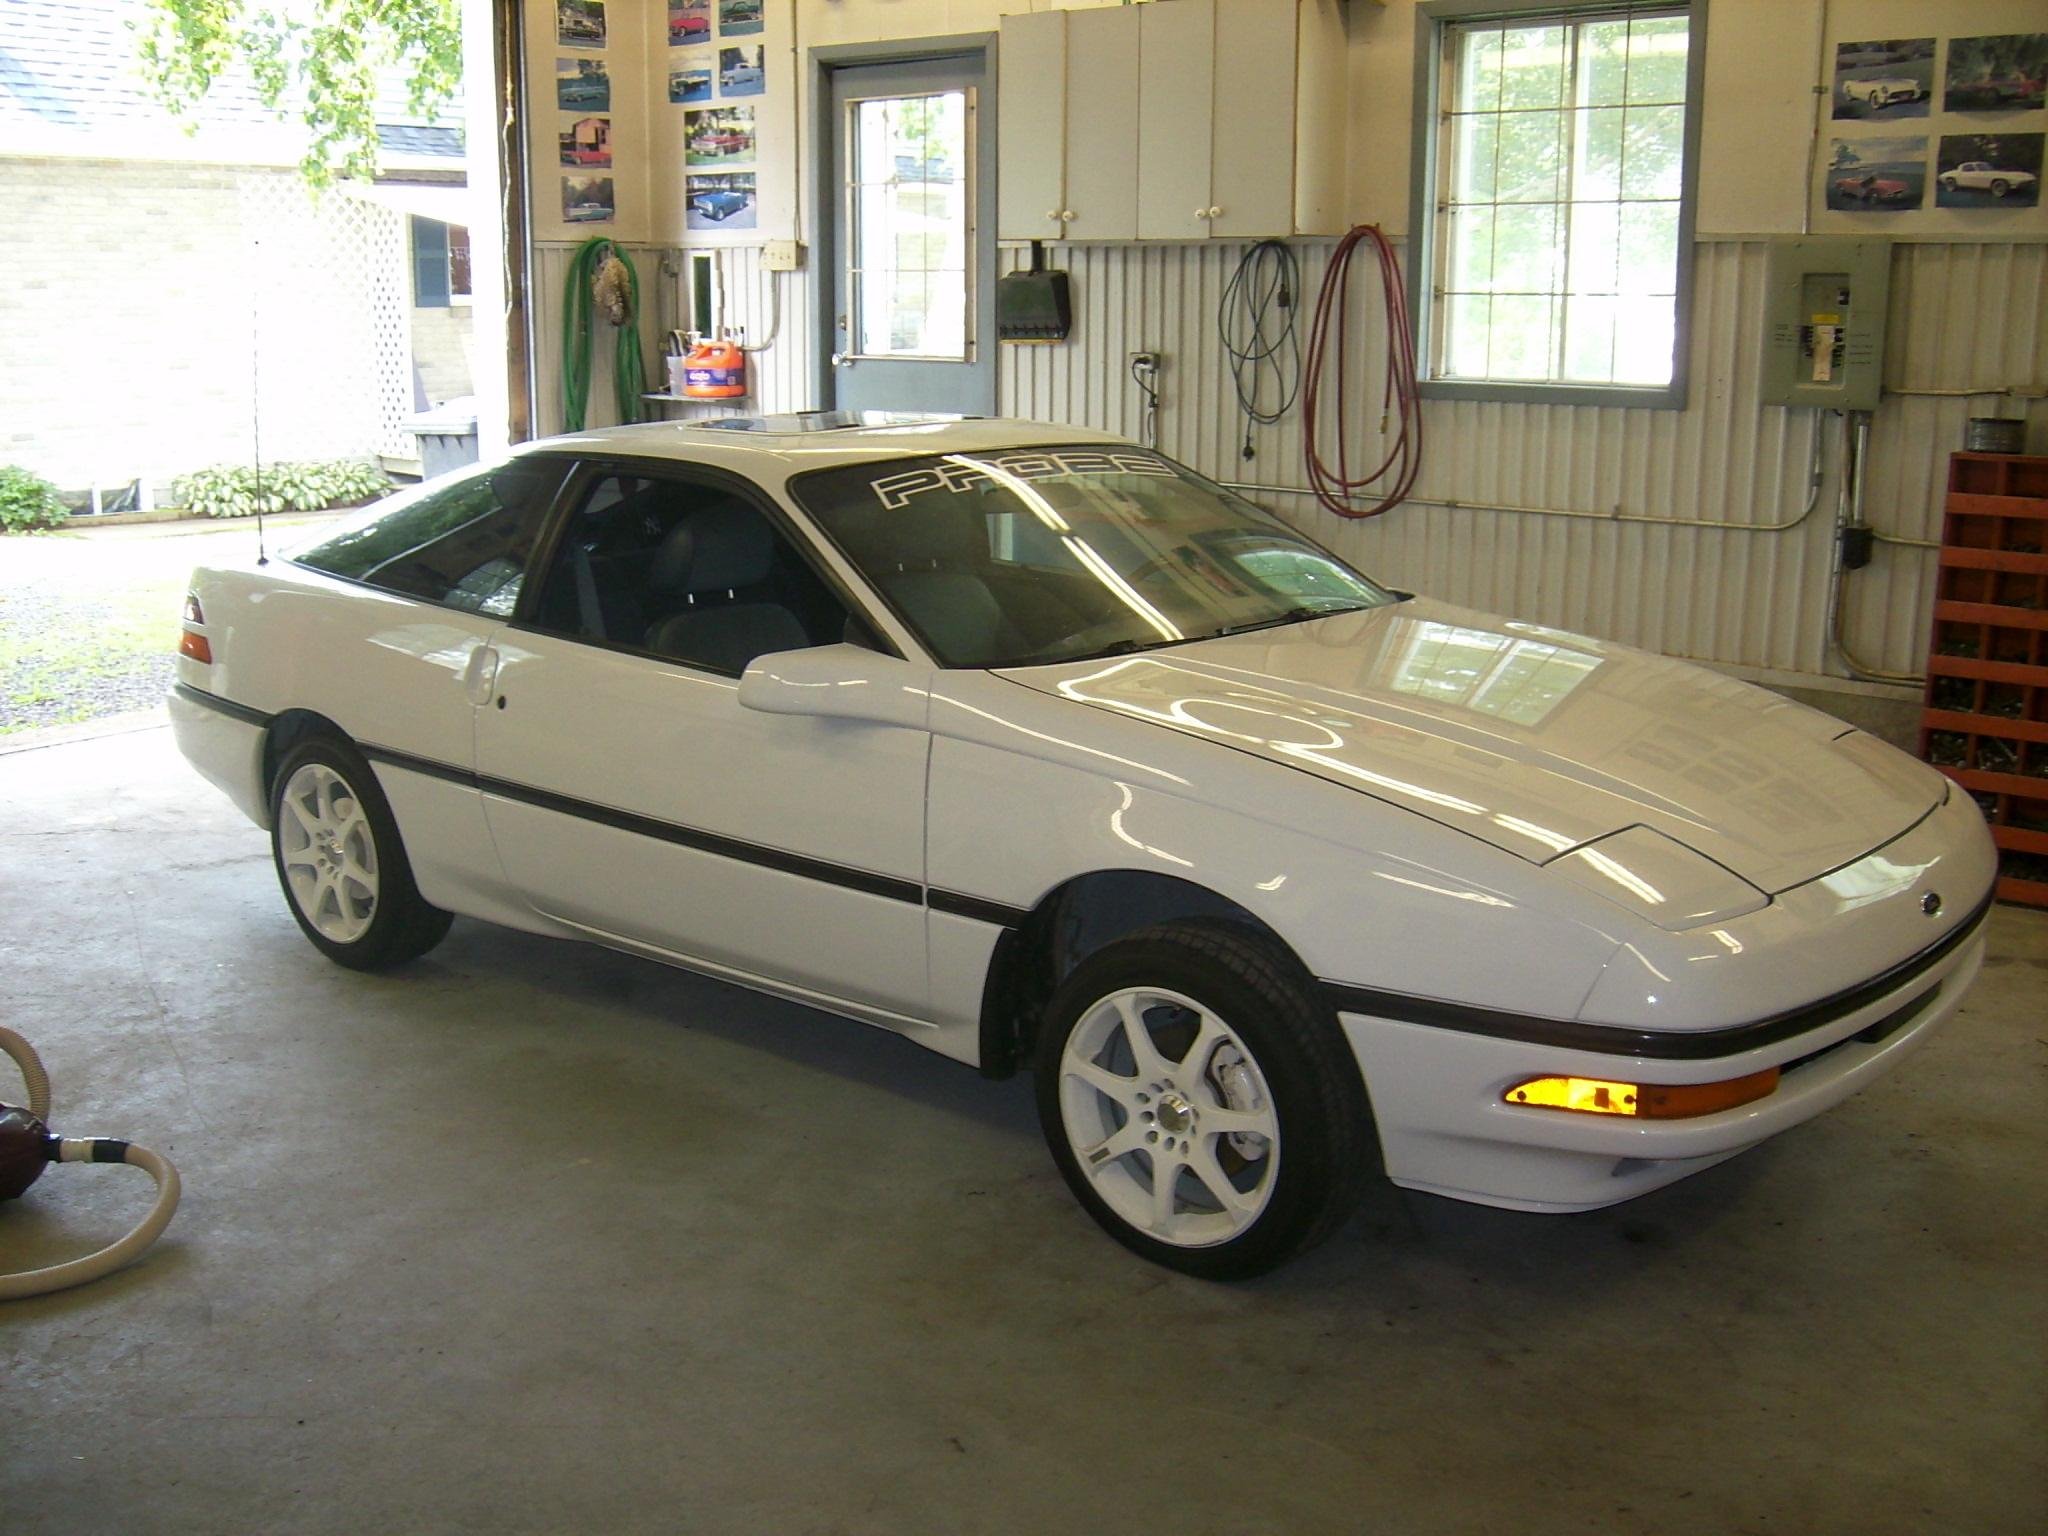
[762,240,803,272]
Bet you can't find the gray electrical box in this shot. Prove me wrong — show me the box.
[1759,237,1890,411]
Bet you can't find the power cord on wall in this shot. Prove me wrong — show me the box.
[1218,240,1302,461]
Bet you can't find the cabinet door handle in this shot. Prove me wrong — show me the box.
[1060,209,1075,221]
[1209,206,1223,219]
[1195,206,1208,219]
[1046,210,1060,222]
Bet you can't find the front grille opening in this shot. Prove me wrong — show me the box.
[1781,987,1939,1076]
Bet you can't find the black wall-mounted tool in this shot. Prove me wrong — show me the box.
[997,241,1073,343]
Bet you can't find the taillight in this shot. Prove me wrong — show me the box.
[179,593,211,663]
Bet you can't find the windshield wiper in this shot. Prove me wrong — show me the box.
[1048,633,1189,665]
[1210,602,1373,639]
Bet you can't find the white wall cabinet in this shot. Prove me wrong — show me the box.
[997,0,1348,243]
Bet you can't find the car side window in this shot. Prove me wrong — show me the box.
[291,458,569,617]
[526,471,848,675]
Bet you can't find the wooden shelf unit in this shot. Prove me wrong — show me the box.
[1919,452,2048,908]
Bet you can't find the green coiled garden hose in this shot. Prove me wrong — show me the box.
[561,237,648,431]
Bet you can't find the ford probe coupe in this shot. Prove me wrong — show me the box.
[169,415,1996,1278]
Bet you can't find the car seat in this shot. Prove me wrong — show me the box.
[643,501,809,672]
[871,509,1025,666]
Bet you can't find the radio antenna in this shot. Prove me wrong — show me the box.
[251,238,268,566]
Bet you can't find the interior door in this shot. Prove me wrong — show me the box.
[473,464,933,1026]
[827,53,995,415]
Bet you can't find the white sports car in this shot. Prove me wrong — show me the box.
[170,415,1996,1277]
[1938,161,2039,198]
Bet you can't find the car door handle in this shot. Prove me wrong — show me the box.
[464,645,500,706]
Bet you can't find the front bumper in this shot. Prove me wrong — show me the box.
[1338,914,1984,1211]
[1331,788,1998,1213]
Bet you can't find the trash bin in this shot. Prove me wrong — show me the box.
[403,397,480,479]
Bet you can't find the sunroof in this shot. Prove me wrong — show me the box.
[692,411,975,435]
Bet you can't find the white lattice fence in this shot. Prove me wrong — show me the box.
[235,170,413,463]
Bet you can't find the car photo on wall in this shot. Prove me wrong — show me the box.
[1825,135,1926,212]
[561,174,615,224]
[1936,133,2043,208]
[1945,32,2047,112]
[556,58,610,111]
[669,66,713,105]
[1831,37,1933,120]
[719,44,764,98]
[686,106,755,167]
[557,0,605,51]
[558,116,611,169]
[686,172,756,229]
[668,0,709,47]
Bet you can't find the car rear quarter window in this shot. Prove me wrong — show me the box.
[290,458,570,616]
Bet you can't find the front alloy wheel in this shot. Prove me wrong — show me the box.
[1057,985,1282,1250]
[1035,920,1373,1279]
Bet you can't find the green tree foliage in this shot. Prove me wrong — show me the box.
[138,0,462,186]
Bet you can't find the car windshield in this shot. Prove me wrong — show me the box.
[792,445,1395,668]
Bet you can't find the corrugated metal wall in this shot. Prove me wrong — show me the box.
[562,236,2048,683]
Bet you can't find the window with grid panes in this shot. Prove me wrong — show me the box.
[1422,4,1698,405]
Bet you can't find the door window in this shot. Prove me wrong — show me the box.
[847,90,970,359]
[527,471,848,675]
[291,458,569,616]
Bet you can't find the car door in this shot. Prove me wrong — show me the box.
[473,461,933,1026]
[283,455,574,907]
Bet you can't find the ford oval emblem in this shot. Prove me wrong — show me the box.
[1921,892,1942,916]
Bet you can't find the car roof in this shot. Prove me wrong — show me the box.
[518,413,1131,479]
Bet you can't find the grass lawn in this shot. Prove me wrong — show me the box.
[0,518,287,734]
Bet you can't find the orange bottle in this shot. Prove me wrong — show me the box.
[682,338,748,399]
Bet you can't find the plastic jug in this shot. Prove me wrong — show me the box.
[682,338,748,399]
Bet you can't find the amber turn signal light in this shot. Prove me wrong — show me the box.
[1504,1068,1779,1120]
[178,629,212,664]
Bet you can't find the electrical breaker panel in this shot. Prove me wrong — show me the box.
[1759,237,1890,411]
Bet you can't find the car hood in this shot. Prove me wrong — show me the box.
[997,598,1940,894]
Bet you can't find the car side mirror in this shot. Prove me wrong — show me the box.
[737,643,930,730]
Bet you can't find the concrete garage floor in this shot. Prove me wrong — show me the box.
[3,727,2044,1536]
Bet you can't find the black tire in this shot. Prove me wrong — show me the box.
[268,734,452,972]
[1990,180,2010,198]
[1033,919,1373,1280]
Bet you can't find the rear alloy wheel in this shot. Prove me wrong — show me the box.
[270,736,451,971]
[1035,921,1371,1279]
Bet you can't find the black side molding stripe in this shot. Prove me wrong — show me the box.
[363,744,925,907]
[1321,891,1993,1061]
[172,682,275,730]
[928,889,1032,929]
[360,742,473,789]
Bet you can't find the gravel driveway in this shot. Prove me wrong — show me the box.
[0,514,341,734]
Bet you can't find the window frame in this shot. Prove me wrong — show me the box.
[506,455,901,678]
[286,455,575,617]
[1408,0,1708,411]
[784,444,1400,671]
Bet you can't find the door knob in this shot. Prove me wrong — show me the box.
[1060,209,1075,221]
[831,352,856,368]
[1208,206,1223,219]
